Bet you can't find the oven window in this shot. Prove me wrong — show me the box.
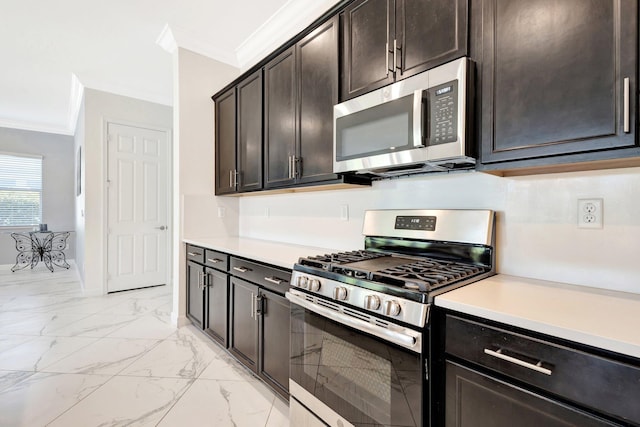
[335,94,415,161]
[290,304,423,427]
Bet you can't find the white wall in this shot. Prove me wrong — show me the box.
[239,167,640,294]
[78,89,172,295]
[0,127,76,266]
[172,48,240,326]
[74,99,86,281]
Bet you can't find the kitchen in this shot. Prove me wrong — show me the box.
[182,0,640,426]
[1,0,639,425]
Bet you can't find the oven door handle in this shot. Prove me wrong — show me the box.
[286,291,422,353]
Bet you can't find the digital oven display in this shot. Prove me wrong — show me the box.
[395,216,437,231]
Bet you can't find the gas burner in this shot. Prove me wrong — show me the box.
[372,259,486,292]
[299,250,385,270]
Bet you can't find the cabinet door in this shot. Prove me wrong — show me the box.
[297,16,340,185]
[205,268,228,347]
[480,0,637,165]
[229,278,259,371]
[258,289,290,397]
[237,70,263,192]
[445,361,618,427]
[264,47,297,188]
[395,0,468,80]
[341,0,395,100]
[186,261,205,328]
[214,88,237,195]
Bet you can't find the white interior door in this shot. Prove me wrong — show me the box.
[107,122,169,293]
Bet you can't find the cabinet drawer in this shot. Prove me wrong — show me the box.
[205,249,229,271]
[186,244,205,263]
[229,257,291,294]
[445,315,640,425]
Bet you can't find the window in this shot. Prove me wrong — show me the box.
[0,153,42,227]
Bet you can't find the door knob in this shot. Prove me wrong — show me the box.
[155,226,167,230]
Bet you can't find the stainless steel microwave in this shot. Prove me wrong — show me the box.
[333,57,474,176]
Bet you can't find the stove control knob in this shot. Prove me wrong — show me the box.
[296,276,309,289]
[383,300,402,317]
[309,279,321,292]
[364,295,381,310]
[333,286,348,301]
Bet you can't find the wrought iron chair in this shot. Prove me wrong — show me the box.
[42,232,71,272]
[10,231,70,272]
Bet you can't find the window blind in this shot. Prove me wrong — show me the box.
[0,153,42,226]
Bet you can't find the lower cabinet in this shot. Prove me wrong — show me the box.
[186,260,205,328]
[259,289,290,396]
[187,246,292,400]
[205,267,228,347]
[229,277,260,370]
[441,312,640,426]
[445,361,618,426]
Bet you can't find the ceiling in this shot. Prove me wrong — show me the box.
[1,0,339,135]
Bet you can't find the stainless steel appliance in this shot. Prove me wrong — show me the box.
[286,209,495,427]
[333,58,474,177]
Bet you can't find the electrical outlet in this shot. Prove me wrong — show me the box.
[578,199,603,229]
[217,207,225,218]
[340,204,349,221]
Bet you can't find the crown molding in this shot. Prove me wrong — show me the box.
[67,73,84,134]
[156,24,178,54]
[157,24,240,67]
[235,0,340,70]
[0,118,74,136]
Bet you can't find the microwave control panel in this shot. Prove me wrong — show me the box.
[428,80,458,146]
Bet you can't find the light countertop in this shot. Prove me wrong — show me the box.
[435,274,640,360]
[183,236,339,270]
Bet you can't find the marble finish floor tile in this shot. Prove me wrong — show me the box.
[106,314,178,340]
[0,370,34,393]
[0,372,110,426]
[47,376,193,427]
[43,337,160,375]
[0,336,99,371]
[156,379,277,427]
[0,265,289,426]
[121,335,217,378]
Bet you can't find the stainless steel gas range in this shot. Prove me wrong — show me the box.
[286,209,495,427]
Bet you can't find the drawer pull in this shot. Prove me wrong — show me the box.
[233,266,250,273]
[264,277,285,285]
[187,251,201,257]
[484,348,552,376]
[207,258,222,264]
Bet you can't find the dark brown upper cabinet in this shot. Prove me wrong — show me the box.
[214,70,263,195]
[479,0,638,171]
[264,16,339,188]
[214,87,236,195]
[341,0,468,101]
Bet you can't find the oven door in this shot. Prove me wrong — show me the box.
[287,290,425,427]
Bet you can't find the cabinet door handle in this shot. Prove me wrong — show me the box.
[233,266,249,273]
[264,276,284,285]
[484,348,552,376]
[229,170,233,188]
[187,251,201,257]
[624,77,630,133]
[385,42,390,76]
[250,292,255,319]
[393,39,398,72]
[207,258,222,264]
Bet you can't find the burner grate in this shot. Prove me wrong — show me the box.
[299,250,386,270]
[372,259,485,292]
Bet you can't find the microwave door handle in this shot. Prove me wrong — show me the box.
[413,90,427,148]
